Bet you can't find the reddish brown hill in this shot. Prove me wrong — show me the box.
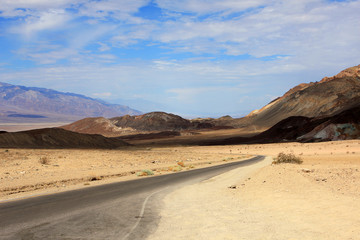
[110,112,195,131]
[0,128,129,149]
[61,117,137,137]
[111,112,216,131]
[61,112,216,137]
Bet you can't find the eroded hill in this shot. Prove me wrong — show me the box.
[228,64,360,129]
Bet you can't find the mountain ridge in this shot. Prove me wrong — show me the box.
[207,64,360,129]
[0,82,141,124]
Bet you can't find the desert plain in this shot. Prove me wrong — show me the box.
[1,139,360,239]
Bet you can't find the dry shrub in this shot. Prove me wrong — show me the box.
[88,174,102,181]
[177,161,185,167]
[136,169,154,176]
[39,156,50,165]
[273,152,303,164]
[186,165,195,170]
[168,165,182,172]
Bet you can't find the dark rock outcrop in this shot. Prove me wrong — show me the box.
[203,106,360,145]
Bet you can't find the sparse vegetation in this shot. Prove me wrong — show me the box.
[272,152,303,164]
[168,165,182,172]
[88,174,102,181]
[186,165,195,170]
[177,161,185,167]
[136,169,154,176]
[39,156,50,165]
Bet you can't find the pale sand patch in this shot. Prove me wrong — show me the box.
[148,156,273,240]
[149,140,360,240]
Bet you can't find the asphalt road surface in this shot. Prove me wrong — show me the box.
[0,155,264,240]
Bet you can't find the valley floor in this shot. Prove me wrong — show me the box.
[149,140,360,240]
[1,140,360,239]
[0,146,247,201]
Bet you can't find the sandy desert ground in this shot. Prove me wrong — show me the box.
[0,146,248,201]
[1,140,360,239]
[150,140,360,240]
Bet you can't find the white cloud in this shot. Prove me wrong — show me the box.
[78,0,149,22]
[10,9,71,37]
[1,0,359,116]
[155,0,268,15]
[0,54,356,116]
[111,22,156,47]
[17,48,78,64]
[97,42,110,52]
[93,92,112,98]
[3,0,359,70]
[151,0,360,70]
[0,0,78,17]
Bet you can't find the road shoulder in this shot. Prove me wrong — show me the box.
[147,156,272,240]
[148,154,360,240]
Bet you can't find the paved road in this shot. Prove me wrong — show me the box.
[0,155,264,240]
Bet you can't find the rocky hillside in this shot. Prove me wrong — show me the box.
[111,112,193,131]
[61,117,137,137]
[62,112,216,136]
[0,128,129,149]
[0,82,141,123]
[207,65,360,129]
[203,105,360,145]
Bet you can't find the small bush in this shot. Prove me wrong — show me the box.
[273,152,303,164]
[168,165,182,172]
[136,169,154,176]
[88,175,102,181]
[186,165,195,170]
[177,161,185,167]
[39,156,50,165]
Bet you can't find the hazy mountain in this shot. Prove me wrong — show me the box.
[0,82,141,123]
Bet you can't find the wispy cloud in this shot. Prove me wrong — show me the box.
[9,9,71,38]
[155,0,268,16]
[93,92,112,98]
[0,0,359,116]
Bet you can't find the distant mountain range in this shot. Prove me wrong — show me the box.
[61,64,360,144]
[1,64,360,147]
[0,82,141,123]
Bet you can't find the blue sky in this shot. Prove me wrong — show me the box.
[0,0,359,117]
